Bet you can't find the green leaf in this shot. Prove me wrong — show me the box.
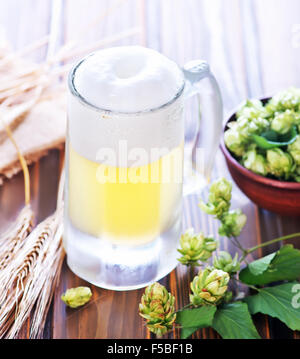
[176,306,216,339]
[245,282,300,331]
[212,302,260,339]
[262,130,279,142]
[180,326,200,340]
[248,253,276,276]
[240,245,300,286]
[253,126,298,149]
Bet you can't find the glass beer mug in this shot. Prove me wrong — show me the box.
[65,47,223,290]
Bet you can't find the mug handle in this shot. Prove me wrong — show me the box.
[182,60,223,196]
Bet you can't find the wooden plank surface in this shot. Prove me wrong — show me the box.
[0,0,299,339]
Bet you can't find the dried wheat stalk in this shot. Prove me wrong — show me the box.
[1,207,64,339]
[0,209,63,337]
[30,238,65,339]
[0,117,34,338]
[0,112,34,277]
[0,205,33,270]
[29,169,65,339]
[0,166,65,338]
[0,112,65,336]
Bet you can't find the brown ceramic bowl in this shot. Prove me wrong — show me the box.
[220,98,300,216]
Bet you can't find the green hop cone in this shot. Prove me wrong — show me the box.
[293,166,300,182]
[271,110,295,135]
[190,268,230,306]
[61,287,92,308]
[209,177,232,203]
[213,251,240,274]
[288,135,300,166]
[266,87,300,114]
[139,282,176,336]
[218,209,247,237]
[224,127,247,157]
[244,116,269,135]
[199,178,232,219]
[225,113,269,158]
[237,99,269,120]
[266,148,294,179]
[243,148,269,176]
[177,228,218,266]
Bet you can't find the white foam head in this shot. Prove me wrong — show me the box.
[69,47,185,165]
[73,46,184,113]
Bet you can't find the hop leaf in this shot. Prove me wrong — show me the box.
[139,283,176,336]
[61,287,92,308]
[190,268,230,306]
[199,178,232,219]
[177,228,218,266]
[213,251,240,274]
[218,209,247,237]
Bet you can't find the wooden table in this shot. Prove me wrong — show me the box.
[0,0,300,339]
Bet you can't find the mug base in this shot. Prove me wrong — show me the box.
[64,217,181,291]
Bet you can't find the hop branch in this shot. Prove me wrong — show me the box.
[199,177,247,238]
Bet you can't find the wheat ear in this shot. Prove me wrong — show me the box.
[0,166,65,338]
[0,205,33,270]
[29,168,65,339]
[1,207,64,338]
[0,114,34,274]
